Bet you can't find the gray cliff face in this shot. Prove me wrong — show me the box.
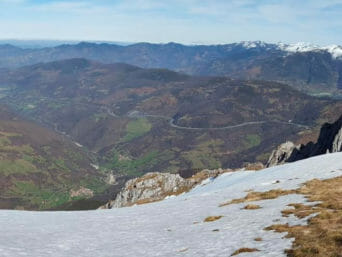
[267,115,342,167]
[109,172,191,208]
[331,126,342,153]
[101,169,226,209]
[266,141,299,167]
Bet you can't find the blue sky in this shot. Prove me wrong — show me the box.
[0,0,342,45]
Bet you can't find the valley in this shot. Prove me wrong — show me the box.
[1,59,341,184]
[1,56,342,211]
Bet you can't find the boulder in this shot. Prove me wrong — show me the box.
[102,169,227,209]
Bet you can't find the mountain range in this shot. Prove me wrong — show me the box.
[1,41,342,95]
[1,58,342,199]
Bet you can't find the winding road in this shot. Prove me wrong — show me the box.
[126,110,311,131]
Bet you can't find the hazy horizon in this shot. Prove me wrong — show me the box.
[1,39,342,49]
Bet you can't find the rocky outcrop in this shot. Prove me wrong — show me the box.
[101,169,227,209]
[332,128,342,152]
[70,187,94,198]
[313,116,342,154]
[267,115,342,167]
[266,141,300,167]
[105,173,117,185]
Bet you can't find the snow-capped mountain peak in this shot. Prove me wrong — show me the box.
[322,45,342,59]
[235,41,342,59]
[277,42,342,59]
[239,40,268,49]
[278,42,319,52]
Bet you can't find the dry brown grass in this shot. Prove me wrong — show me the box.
[132,186,194,205]
[231,248,260,256]
[190,170,215,181]
[264,224,291,234]
[220,189,297,207]
[281,203,318,219]
[204,216,223,222]
[243,204,261,210]
[219,176,342,256]
[127,184,192,206]
[244,162,264,171]
[134,198,157,205]
[266,176,342,257]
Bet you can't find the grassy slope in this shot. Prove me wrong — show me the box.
[0,106,109,210]
[265,177,342,256]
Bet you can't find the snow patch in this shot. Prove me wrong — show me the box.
[278,42,342,59]
[323,45,342,59]
[240,41,267,49]
[90,163,99,170]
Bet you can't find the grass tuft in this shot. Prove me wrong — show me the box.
[220,189,297,207]
[204,216,223,222]
[231,248,260,256]
[243,204,261,210]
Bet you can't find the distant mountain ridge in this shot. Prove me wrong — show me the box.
[1,41,342,94]
[0,39,133,49]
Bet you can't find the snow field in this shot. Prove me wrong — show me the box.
[2,152,342,256]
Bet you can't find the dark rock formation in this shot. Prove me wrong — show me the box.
[267,115,342,167]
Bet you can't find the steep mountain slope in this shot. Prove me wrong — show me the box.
[0,105,113,210]
[1,59,341,177]
[2,152,342,256]
[1,41,342,93]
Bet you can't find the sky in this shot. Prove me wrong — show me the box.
[0,0,342,45]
